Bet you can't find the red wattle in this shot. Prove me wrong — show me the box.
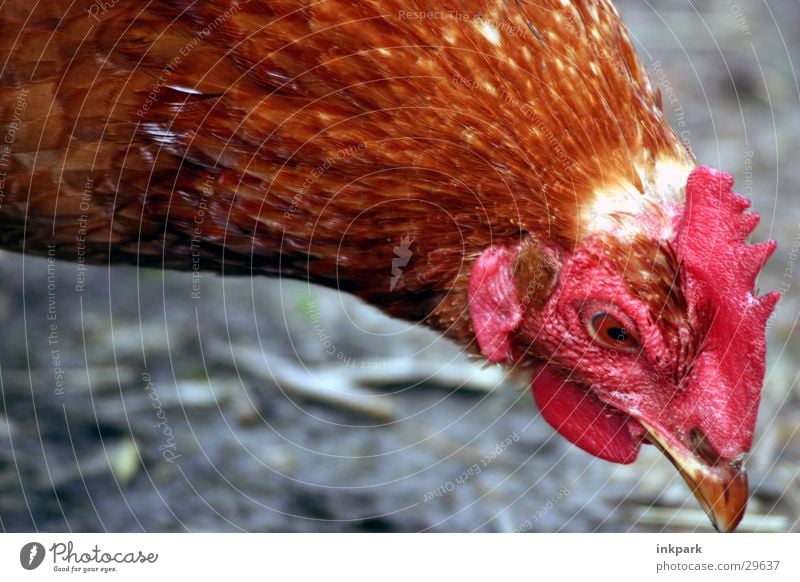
[531,367,641,464]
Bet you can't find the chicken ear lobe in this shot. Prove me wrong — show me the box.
[468,240,559,363]
[468,245,524,363]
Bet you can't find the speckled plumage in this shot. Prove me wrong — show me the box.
[0,0,692,340]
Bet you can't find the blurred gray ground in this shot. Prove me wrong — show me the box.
[1,0,799,532]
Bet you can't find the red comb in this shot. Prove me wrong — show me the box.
[673,166,778,455]
[676,166,778,326]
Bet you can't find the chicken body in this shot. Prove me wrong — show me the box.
[0,0,777,531]
[0,0,689,331]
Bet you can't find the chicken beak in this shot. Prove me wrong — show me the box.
[639,420,748,533]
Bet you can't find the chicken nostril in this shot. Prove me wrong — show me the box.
[690,428,721,466]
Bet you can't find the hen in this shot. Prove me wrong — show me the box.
[0,0,778,531]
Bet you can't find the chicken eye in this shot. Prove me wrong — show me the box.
[589,312,638,351]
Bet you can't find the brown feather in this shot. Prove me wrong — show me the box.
[0,0,692,343]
